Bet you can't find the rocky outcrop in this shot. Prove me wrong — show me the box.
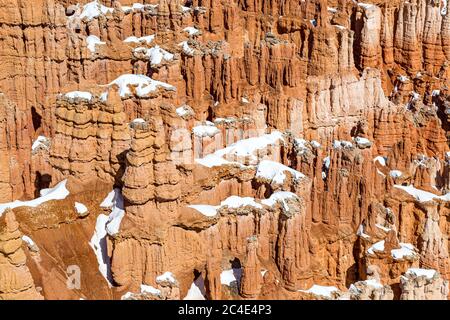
[400,268,449,300]
[0,0,448,301]
[0,210,43,300]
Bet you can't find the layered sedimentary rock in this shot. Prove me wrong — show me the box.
[0,210,43,300]
[0,0,449,300]
[400,268,449,300]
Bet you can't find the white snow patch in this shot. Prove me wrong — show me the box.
[394,185,450,202]
[188,195,263,217]
[156,272,177,285]
[176,105,193,117]
[140,284,161,296]
[358,3,376,10]
[391,243,417,260]
[373,156,387,166]
[121,284,162,300]
[179,41,195,55]
[323,156,331,169]
[311,141,321,148]
[184,276,206,300]
[220,269,242,286]
[181,5,191,12]
[99,91,108,102]
[105,190,125,236]
[299,285,339,299]
[98,189,125,236]
[356,224,370,239]
[405,268,437,279]
[261,191,298,211]
[349,279,384,294]
[389,170,402,178]
[64,91,93,102]
[32,135,49,151]
[221,196,262,209]
[86,35,105,53]
[89,213,112,286]
[214,131,284,163]
[133,46,174,65]
[107,74,175,98]
[79,1,113,21]
[100,189,116,208]
[411,91,420,101]
[328,7,338,13]
[22,235,36,248]
[192,121,220,137]
[367,240,418,260]
[74,202,88,215]
[131,118,146,125]
[352,279,384,291]
[354,137,372,148]
[432,89,440,97]
[187,204,218,217]
[214,117,236,124]
[0,180,70,216]
[397,75,409,83]
[184,26,200,36]
[361,279,383,288]
[333,140,353,149]
[124,35,155,45]
[367,240,385,255]
[256,160,305,184]
[195,154,239,168]
[195,131,284,167]
[294,138,309,154]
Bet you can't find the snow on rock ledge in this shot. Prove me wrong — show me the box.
[349,279,394,300]
[256,160,305,185]
[261,191,299,213]
[176,105,194,118]
[299,285,340,300]
[121,284,162,300]
[188,195,263,217]
[196,131,285,166]
[354,137,372,149]
[64,91,93,102]
[400,268,449,300]
[101,189,125,237]
[86,35,105,53]
[184,276,206,300]
[220,268,242,286]
[405,268,437,280]
[133,46,174,66]
[32,136,50,152]
[394,185,450,202]
[22,235,39,253]
[192,121,220,137]
[0,180,70,216]
[124,35,155,45]
[156,272,178,286]
[184,26,200,36]
[106,74,175,99]
[79,1,114,21]
[74,202,88,216]
[367,240,418,260]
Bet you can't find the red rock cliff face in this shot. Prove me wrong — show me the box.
[0,0,448,300]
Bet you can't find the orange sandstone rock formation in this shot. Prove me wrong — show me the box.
[0,0,448,300]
